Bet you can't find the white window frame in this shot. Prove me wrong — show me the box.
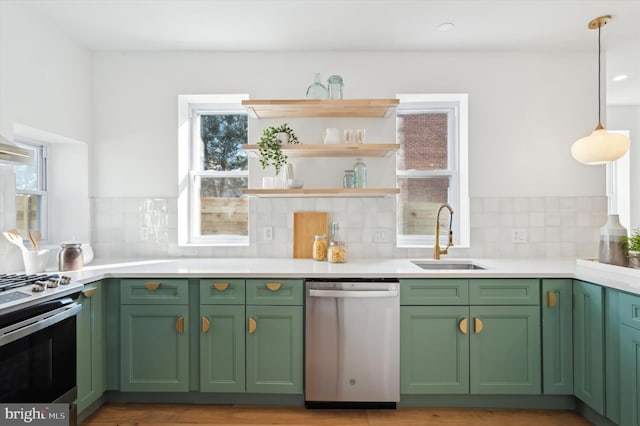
[14,139,48,241]
[178,94,250,246]
[396,94,469,248]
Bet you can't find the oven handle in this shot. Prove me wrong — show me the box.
[0,303,82,347]
[308,289,398,298]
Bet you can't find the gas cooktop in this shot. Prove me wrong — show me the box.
[0,273,72,305]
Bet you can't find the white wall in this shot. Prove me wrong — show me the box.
[92,51,603,199]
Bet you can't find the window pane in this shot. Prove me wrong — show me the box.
[200,177,248,236]
[397,177,449,236]
[15,194,42,237]
[14,144,42,190]
[397,112,448,171]
[201,114,248,171]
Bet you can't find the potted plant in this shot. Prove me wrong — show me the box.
[623,231,640,269]
[258,123,300,176]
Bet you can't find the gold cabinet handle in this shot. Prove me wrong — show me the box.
[265,282,282,291]
[213,282,229,291]
[176,316,185,334]
[459,318,468,335]
[547,291,558,308]
[201,316,210,334]
[145,282,161,291]
[81,287,97,298]
[248,317,257,334]
[474,317,484,334]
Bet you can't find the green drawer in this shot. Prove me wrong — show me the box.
[620,292,640,330]
[246,279,303,305]
[200,279,245,305]
[469,279,540,305]
[400,279,469,305]
[120,279,189,305]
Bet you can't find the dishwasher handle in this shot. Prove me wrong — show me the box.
[308,289,398,298]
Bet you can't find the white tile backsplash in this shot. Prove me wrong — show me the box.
[90,195,607,260]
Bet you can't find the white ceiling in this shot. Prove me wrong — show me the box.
[8,0,640,105]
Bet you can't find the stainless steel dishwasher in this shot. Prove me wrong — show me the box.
[305,279,400,408]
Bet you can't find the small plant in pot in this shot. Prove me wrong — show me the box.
[623,231,640,269]
[258,123,300,176]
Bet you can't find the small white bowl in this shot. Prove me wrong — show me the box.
[287,179,304,189]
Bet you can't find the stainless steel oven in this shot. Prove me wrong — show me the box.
[0,275,81,426]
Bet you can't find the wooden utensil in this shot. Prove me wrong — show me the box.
[3,229,28,251]
[29,230,41,251]
[293,212,329,258]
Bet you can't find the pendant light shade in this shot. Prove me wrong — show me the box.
[571,15,630,165]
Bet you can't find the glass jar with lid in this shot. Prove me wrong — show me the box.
[343,170,355,189]
[58,243,84,271]
[312,234,328,261]
[327,240,347,263]
[327,75,343,100]
[353,158,367,189]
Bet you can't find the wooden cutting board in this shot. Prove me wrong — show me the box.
[293,212,329,258]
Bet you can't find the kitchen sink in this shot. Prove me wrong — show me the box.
[411,261,486,270]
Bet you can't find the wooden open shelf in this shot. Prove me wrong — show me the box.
[243,188,400,198]
[242,144,398,158]
[241,99,399,119]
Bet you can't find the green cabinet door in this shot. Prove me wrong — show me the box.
[573,280,605,415]
[621,324,640,426]
[469,305,541,394]
[77,282,104,413]
[400,306,469,394]
[246,305,303,394]
[200,305,245,392]
[541,279,573,394]
[120,305,189,392]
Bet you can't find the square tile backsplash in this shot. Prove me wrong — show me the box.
[91,195,607,260]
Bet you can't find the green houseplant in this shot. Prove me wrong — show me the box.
[258,123,300,176]
[623,231,640,268]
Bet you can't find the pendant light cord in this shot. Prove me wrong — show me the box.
[597,23,602,126]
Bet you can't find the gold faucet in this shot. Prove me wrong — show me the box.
[434,203,454,260]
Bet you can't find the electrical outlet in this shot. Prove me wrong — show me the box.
[263,226,273,241]
[373,229,389,243]
[511,229,527,243]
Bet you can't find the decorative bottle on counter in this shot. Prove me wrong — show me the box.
[58,243,84,271]
[306,73,329,100]
[598,214,629,267]
[353,158,367,189]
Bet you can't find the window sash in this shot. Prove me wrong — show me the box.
[14,141,48,240]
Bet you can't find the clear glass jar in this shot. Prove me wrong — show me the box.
[327,240,347,263]
[312,234,328,261]
[327,75,343,99]
[343,170,355,189]
[353,158,367,189]
[306,73,329,100]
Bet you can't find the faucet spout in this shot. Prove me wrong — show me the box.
[434,203,454,260]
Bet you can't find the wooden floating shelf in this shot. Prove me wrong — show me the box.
[242,144,398,158]
[243,188,400,198]
[241,99,399,119]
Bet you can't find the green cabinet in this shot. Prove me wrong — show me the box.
[400,279,540,395]
[620,291,640,425]
[573,280,605,415]
[120,279,190,392]
[541,279,573,395]
[77,281,105,413]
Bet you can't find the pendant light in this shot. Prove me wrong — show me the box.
[571,15,630,165]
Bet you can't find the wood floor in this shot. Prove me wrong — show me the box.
[82,403,592,426]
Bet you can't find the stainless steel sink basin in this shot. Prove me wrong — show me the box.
[411,261,486,270]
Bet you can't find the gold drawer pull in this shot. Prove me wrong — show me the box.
[547,291,558,308]
[458,318,468,335]
[176,316,185,334]
[265,282,282,291]
[248,317,257,334]
[474,317,484,334]
[145,282,161,291]
[201,316,210,334]
[82,287,97,298]
[213,282,230,291]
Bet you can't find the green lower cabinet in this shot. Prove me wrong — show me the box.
[573,280,605,415]
[200,305,245,392]
[246,305,303,394]
[120,305,189,392]
[541,279,573,394]
[469,305,541,394]
[77,282,105,413]
[400,306,469,394]
[621,324,640,426]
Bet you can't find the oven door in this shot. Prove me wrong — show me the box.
[0,297,81,404]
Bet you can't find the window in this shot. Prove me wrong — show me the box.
[178,95,249,245]
[14,141,48,239]
[396,94,469,247]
